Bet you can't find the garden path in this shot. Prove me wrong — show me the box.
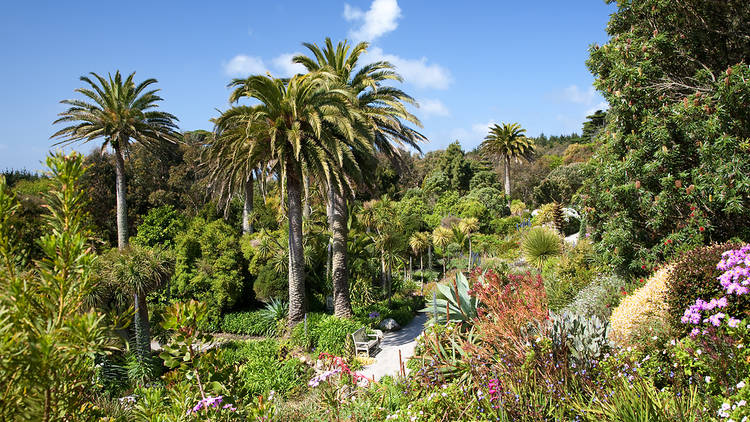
[358,312,428,382]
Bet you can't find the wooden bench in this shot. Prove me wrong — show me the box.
[352,327,383,356]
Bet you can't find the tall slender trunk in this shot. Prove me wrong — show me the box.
[113,144,128,251]
[242,176,254,235]
[467,237,472,272]
[286,162,306,327]
[115,143,151,356]
[420,254,424,294]
[504,155,511,206]
[133,291,151,357]
[329,184,352,318]
[428,244,432,270]
[409,256,412,280]
[303,176,311,218]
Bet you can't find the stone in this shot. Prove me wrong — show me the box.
[378,318,401,332]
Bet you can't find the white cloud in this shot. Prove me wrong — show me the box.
[416,98,450,117]
[562,84,596,104]
[272,52,307,77]
[364,47,452,90]
[585,101,609,116]
[471,120,496,137]
[344,0,401,41]
[224,55,267,77]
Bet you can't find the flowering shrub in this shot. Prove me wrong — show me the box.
[470,269,549,367]
[680,245,750,335]
[609,266,672,348]
[666,242,745,335]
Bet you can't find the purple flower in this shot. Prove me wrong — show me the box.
[705,312,725,327]
[728,317,741,328]
[368,311,380,319]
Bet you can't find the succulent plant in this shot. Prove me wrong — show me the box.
[421,271,480,326]
[549,310,611,368]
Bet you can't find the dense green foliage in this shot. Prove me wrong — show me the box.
[581,0,750,274]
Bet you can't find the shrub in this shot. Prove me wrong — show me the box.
[171,217,250,324]
[544,239,596,311]
[133,205,185,248]
[471,270,548,367]
[216,339,309,397]
[253,262,288,301]
[609,266,672,348]
[220,311,273,336]
[493,215,521,236]
[666,242,745,336]
[563,274,627,321]
[522,226,562,268]
[313,316,361,356]
[289,312,329,350]
[549,311,611,370]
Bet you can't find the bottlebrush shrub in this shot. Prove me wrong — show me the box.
[609,266,672,348]
[470,269,549,366]
[666,242,744,336]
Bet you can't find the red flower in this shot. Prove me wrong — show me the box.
[641,265,647,270]
[639,278,645,283]
[690,212,695,217]
[699,227,705,232]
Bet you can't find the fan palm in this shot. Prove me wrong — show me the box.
[52,71,179,356]
[226,73,357,327]
[293,38,426,317]
[480,123,534,204]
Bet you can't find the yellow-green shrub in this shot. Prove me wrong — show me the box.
[609,266,672,348]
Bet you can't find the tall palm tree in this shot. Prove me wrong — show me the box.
[52,71,179,355]
[293,38,426,317]
[227,73,357,327]
[409,231,430,293]
[432,226,452,278]
[204,106,271,234]
[458,218,479,271]
[480,123,535,204]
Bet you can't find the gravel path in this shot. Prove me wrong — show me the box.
[358,312,429,382]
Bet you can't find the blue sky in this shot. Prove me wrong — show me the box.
[0,0,615,171]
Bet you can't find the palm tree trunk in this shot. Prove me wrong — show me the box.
[409,256,412,280]
[113,144,128,251]
[286,162,306,327]
[504,155,511,206]
[420,254,424,294]
[133,291,151,357]
[242,176,254,235]
[329,184,352,318]
[303,176,311,218]
[114,143,152,355]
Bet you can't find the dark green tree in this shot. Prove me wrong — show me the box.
[581,0,750,274]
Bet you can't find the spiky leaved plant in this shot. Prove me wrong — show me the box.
[421,271,480,327]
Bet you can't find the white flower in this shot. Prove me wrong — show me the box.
[697,349,702,355]
[738,381,747,389]
[705,376,712,384]
[739,399,747,407]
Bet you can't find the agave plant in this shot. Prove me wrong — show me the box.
[421,272,480,326]
[260,298,288,336]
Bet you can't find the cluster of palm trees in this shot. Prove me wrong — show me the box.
[52,38,426,339]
